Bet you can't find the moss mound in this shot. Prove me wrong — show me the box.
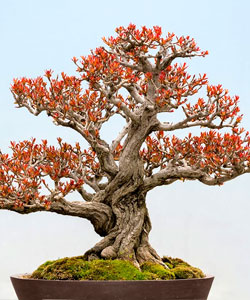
[140,262,175,280]
[162,256,205,279]
[31,256,205,281]
[32,257,150,280]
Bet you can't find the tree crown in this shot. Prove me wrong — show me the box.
[1,24,250,212]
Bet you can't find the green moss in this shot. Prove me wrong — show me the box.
[32,258,151,281]
[77,259,149,280]
[32,257,89,280]
[162,256,190,267]
[140,262,175,280]
[172,266,204,279]
[31,256,205,281]
[162,256,205,279]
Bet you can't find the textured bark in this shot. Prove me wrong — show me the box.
[84,188,164,268]
[81,110,166,267]
[0,197,114,236]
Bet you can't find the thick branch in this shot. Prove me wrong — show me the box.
[143,165,250,191]
[0,197,114,236]
[143,166,202,190]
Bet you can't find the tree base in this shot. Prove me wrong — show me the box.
[83,197,167,268]
[83,240,165,269]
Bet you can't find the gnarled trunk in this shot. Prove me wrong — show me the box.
[84,114,164,267]
[84,186,164,268]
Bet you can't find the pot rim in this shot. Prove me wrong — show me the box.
[10,274,214,282]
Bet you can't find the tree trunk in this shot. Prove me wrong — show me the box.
[84,114,164,268]
[84,185,164,268]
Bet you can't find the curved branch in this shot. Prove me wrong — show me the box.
[143,165,250,191]
[143,166,202,191]
[0,196,114,236]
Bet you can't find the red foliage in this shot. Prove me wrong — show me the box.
[141,130,250,179]
[0,139,99,209]
[11,24,211,124]
[2,24,249,209]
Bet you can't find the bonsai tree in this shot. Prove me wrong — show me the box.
[1,24,249,268]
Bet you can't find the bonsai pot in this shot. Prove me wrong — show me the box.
[11,274,214,300]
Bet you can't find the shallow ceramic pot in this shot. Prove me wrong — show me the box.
[11,274,214,300]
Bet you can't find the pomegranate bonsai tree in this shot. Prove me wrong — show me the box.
[1,24,250,268]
